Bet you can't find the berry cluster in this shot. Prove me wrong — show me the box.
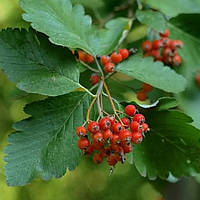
[195,73,200,88]
[142,29,183,66]
[137,83,153,101]
[76,105,149,167]
[100,49,130,73]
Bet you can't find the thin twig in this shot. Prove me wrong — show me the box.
[95,57,104,78]
[80,61,100,73]
[96,81,104,118]
[86,96,97,122]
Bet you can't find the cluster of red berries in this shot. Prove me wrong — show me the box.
[195,73,200,88]
[137,83,153,101]
[100,49,130,74]
[76,105,149,167]
[142,29,183,66]
[78,50,94,64]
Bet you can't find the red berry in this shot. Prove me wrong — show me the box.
[172,55,182,66]
[161,37,170,47]
[88,121,100,134]
[78,50,86,62]
[137,90,147,101]
[159,29,170,38]
[93,132,104,143]
[77,138,89,149]
[90,73,100,85]
[169,40,178,50]
[124,105,136,116]
[122,144,132,153]
[93,153,104,164]
[101,55,111,65]
[104,62,115,73]
[195,74,200,88]
[108,115,116,126]
[119,129,132,142]
[99,117,111,130]
[131,131,143,144]
[119,49,129,59]
[130,121,140,132]
[152,40,163,49]
[76,126,87,137]
[142,123,149,133]
[112,123,124,134]
[103,129,113,141]
[150,49,161,60]
[163,47,173,57]
[85,144,94,155]
[111,134,120,144]
[133,114,145,124]
[85,54,94,63]
[111,52,123,63]
[107,154,119,166]
[142,41,152,52]
[142,83,153,92]
[121,117,130,126]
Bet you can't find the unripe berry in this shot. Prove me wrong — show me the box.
[131,131,143,144]
[104,62,115,73]
[133,114,145,124]
[76,126,87,137]
[124,104,136,116]
[119,49,129,59]
[88,121,100,134]
[77,138,89,149]
[142,40,152,52]
[101,55,111,65]
[99,117,111,130]
[93,153,104,164]
[111,52,123,63]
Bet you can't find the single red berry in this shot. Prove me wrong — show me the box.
[142,83,153,92]
[88,121,100,134]
[85,54,94,63]
[111,134,120,144]
[150,49,161,60]
[122,144,132,153]
[101,55,111,65]
[124,104,136,116]
[90,73,100,85]
[195,74,200,88]
[93,132,104,143]
[77,138,89,149]
[107,154,119,166]
[111,52,123,63]
[130,121,140,132]
[103,129,113,141]
[172,55,182,66]
[142,123,149,133]
[152,40,163,49]
[78,50,86,62]
[119,129,132,142]
[112,123,124,134]
[169,40,179,50]
[99,117,111,130]
[142,40,152,52]
[108,115,116,126]
[131,131,143,144]
[163,47,173,57]
[161,37,170,47]
[104,62,115,73]
[93,153,104,164]
[84,144,94,155]
[76,126,87,137]
[159,29,170,38]
[137,90,147,101]
[121,117,130,126]
[133,114,145,124]
[119,49,129,59]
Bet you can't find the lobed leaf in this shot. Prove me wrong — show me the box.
[116,54,187,93]
[0,28,82,96]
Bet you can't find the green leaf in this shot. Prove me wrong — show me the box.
[0,28,82,96]
[20,0,130,56]
[116,54,187,93]
[133,110,200,179]
[141,0,200,17]
[136,10,167,32]
[4,92,91,186]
